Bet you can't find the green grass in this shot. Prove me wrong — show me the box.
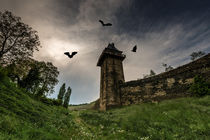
[0,76,210,139]
[0,76,88,140]
[69,101,96,111]
[78,96,210,140]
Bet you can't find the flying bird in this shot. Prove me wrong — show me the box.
[99,20,112,26]
[64,52,78,59]
[131,45,137,52]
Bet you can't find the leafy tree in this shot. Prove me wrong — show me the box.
[162,63,174,72]
[5,58,59,97]
[20,65,42,93]
[22,60,59,97]
[63,87,71,108]
[190,51,205,61]
[0,10,40,64]
[57,83,66,103]
[38,61,59,96]
[5,58,35,84]
[150,70,156,76]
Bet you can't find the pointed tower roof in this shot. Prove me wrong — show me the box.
[107,43,120,51]
[97,43,126,66]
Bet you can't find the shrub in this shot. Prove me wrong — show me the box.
[189,75,210,96]
[0,116,18,134]
[0,66,7,80]
[52,99,62,106]
[39,97,53,105]
[39,97,62,106]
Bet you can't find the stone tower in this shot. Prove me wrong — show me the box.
[97,43,126,111]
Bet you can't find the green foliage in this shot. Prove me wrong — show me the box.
[5,58,59,97]
[0,10,58,96]
[0,10,41,64]
[5,60,31,83]
[0,75,85,139]
[57,83,66,103]
[0,66,7,80]
[53,99,63,106]
[39,97,62,106]
[38,61,59,96]
[118,99,210,139]
[21,65,42,93]
[63,87,71,108]
[0,116,18,134]
[78,96,210,139]
[189,75,210,96]
[1,74,210,139]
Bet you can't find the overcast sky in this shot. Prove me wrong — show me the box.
[1,0,210,104]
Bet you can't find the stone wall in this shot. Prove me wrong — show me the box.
[120,54,210,105]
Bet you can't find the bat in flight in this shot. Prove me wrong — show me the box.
[64,52,78,59]
[99,20,112,26]
[131,45,137,52]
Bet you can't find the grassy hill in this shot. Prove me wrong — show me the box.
[69,101,97,111]
[0,76,84,139]
[0,75,210,139]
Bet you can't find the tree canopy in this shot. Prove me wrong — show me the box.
[58,83,66,102]
[38,61,59,96]
[63,87,72,108]
[0,10,41,64]
[6,58,59,97]
[150,70,156,76]
[162,63,174,72]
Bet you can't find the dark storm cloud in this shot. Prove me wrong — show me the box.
[47,0,84,25]
[111,0,210,79]
[114,0,210,35]
[0,0,210,104]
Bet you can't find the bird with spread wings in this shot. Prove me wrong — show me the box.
[99,20,112,26]
[64,52,78,59]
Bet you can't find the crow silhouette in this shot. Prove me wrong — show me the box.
[132,45,137,52]
[64,52,77,58]
[99,20,112,26]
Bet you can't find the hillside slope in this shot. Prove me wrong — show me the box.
[76,96,210,140]
[0,77,85,140]
[0,76,210,139]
